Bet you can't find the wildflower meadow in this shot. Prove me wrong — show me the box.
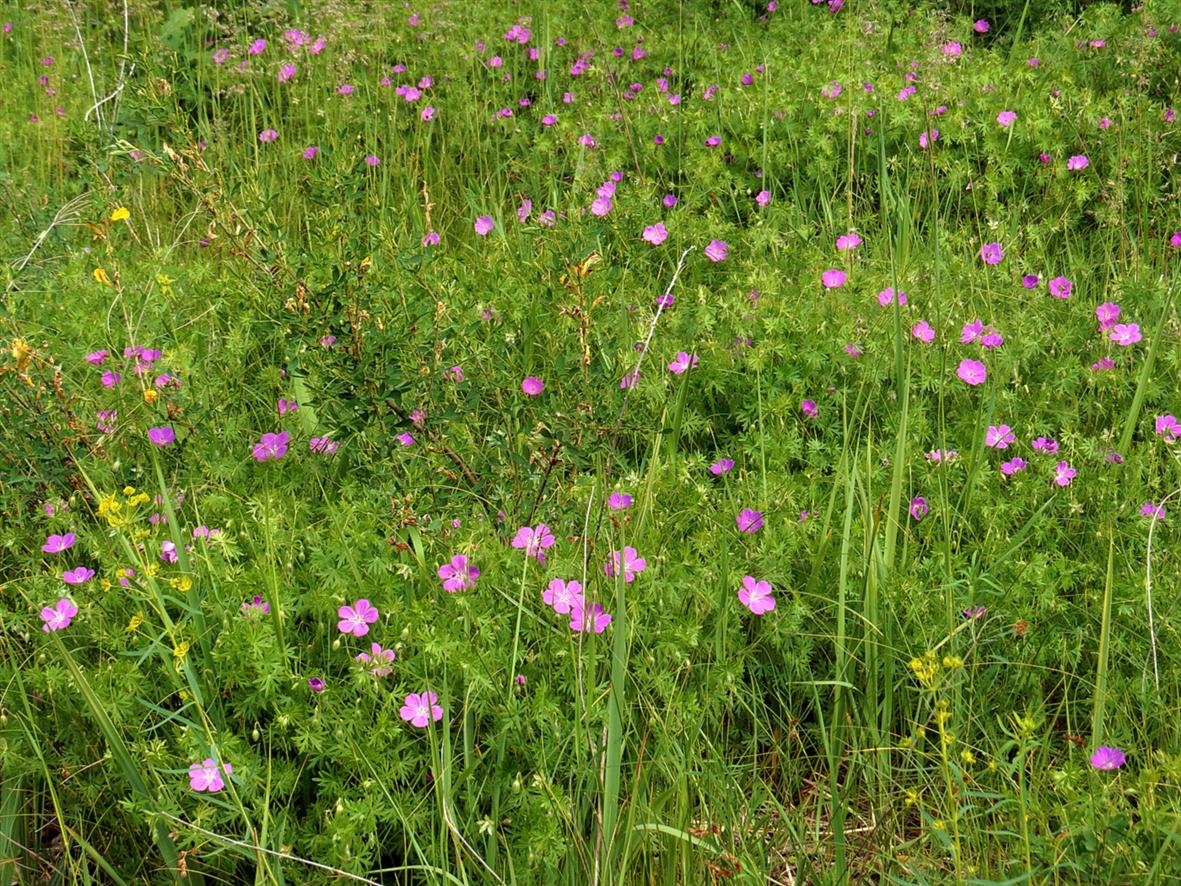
[3,0,1181,882]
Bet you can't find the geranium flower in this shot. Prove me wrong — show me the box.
[642,222,668,245]
[996,110,1016,127]
[512,524,555,559]
[42,533,76,554]
[980,242,1004,265]
[1048,277,1073,299]
[911,321,935,343]
[956,359,987,385]
[474,215,494,236]
[40,598,78,632]
[1096,302,1121,332]
[918,128,938,148]
[337,598,379,637]
[1155,415,1181,443]
[1140,502,1166,521]
[1109,324,1141,346]
[252,431,289,462]
[1067,155,1089,171]
[62,567,94,585]
[878,288,907,307]
[821,269,847,288]
[836,232,862,250]
[1001,457,1028,476]
[1022,274,1040,289]
[738,575,776,615]
[307,677,325,692]
[1031,437,1059,455]
[608,492,633,510]
[736,509,763,533]
[569,600,612,633]
[985,425,1015,449]
[148,426,175,447]
[355,642,395,676]
[400,691,443,727]
[1090,746,1125,770]
[521,376,544,396]
[85,350,108,365]
[258,129,278,143]
[438,555,479,592]
[909,496,928,521]
[711,458,735,475]
[241,595,270,617]
[1054,461,1076,487]
[543,578,584,615]
[801,399,818,417]
[668,352,698,374]
[604,546,646,582]
[188,758,232,792]
[704,240,729,262]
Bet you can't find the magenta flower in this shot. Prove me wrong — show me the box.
[956,359,987,386]
[422,230,440,247]
[604,546,646,582]
[85,350,108,365]
[337,598,379,637]
[569,600,612,633]
[1031,437,1060,455]
[821,269,847,289]
[258,129,278,143]
[522,376,544,396]
[188,758,232,792]
[1096,302,1121,332]
[909,496,928,521]
[980,242,1004,265]
[1067,155,1089,171]
[1109,324,1141,346]
[62,567,94,585]
[512,524,555,559]
[755,190,771,207]
[279,64,297,83]
[240,595,270,617]
[1141,502,1166,521]
[975,19,990,32]
[985,425,1015,449]
[1156,415,1181,443]
[926,449,959,463]
[736,508,763,533]
[836,232,862,250]
[474,215,494,236]
[997,110,1017,127]
[396,432,415,446]
[147,426,175,447]
[704,240,729,262]
[42,533,76,554]
[620,370,640,389]
[711,458,735,475]
[308,677,325,692]
[543,578,584,615]
[1022,274,1040,289]
[1048,276,1073,299]
[252,431,289,462]
[918,128,939,148]
[355,642,395,676]
[642,222,668,245]
[877,288,907,307]
[911,321,935,343]
[1171,231,1181,248]
[608,492,633,510]
[364,155,380,167]
[309,436,338,454]
[1054,461,1077,487]
[801,399,818,418]
[1090,746,1126,770]
[40,598,78,632]
[668,352,698,374]
[738,575,776,615]
[438,555,479,592]
[400,691,443,727]
[1001,457,1028,476]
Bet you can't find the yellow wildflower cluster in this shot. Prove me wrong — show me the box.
[98,487,152,528]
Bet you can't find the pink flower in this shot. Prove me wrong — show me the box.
[543,578,584,615]
[668,352,698,374]
[1141,502,1166,521]
[101,370,121,387]
[710,458,735,475]
[40,598,78,632]
[85,350,108,365]
[704,240,729,262]
[400,691,443,728]
[188,758,232,792]
[604,546,646,582]
[337,598,379,637]
[878,288,907,307]
[1156,415,1181,443]
[1067,155,1089,171]
[42,533,76,554]
[1001,457,1028,476]
[1090,746,1125,770]
[738,575,776,615]
[980,242,1004,265]
[1054,461,1076,487]
[997,110,1017,127]
[1048,277,1073,299]
[355,642,395,676]
[62,566,94,585]
[474,215,494,236]
[918,128,939,148]
[1031,437,1060,455]
[909,496,928,521]
[569,600,612,633]
[985,425,1015,448]
[522,376,544,396]
[252,431,289,462]
[642,222,668,245]
[1109,323,1141,346]
[835,232,862,250]
[736,508,763,533]
[1096,302,1121,332]
[512,524,555,559]
[608,492,633,510]
[911,321,935,343]
[956,359,987,386]
[258,129,278,143]
[821,269,847,289]
[438,555,479,592]
[755,190,771,207]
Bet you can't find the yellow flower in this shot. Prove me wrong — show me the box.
[11,338,32,370]
[143,388,159,404]
[93,267,112,286]
[123,485,137,496]
[173,640,190,661]
[144,562,160,577]
[99,579,112,592]
[170,576,193,593]
[109,207,130,222]
[126,612,144,633]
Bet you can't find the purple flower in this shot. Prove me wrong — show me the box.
[474,215,494,236]
[521,375,544,396]
[642,222,668,245]
[974,19,990,32]
[85,350,108,365]
[980,242,1004,265]
[241,595,270,617]
[1048,277,1073,299]
[569,600,612,633]
[1155,415,1181,443]
[1022,274,1040,289]
[736,508,763,533]
[608,492,633,510]
[911,321,935,343]
[997,110,1017,127]
[364,155,380,167]
[101,369,120,387]
[821,269,847,289]
[1067,155,1089,171]
[668,352,698,374]
[400,691,443,727]
[337,598,379,637]
[957,359,987,386]
[252,431,289,462]
[1140,502,1166,521]
[1001,457,1028,476]
[985,425,1015,449]
[878,288,907,307]
[1054,461,1076,487]
[544,578,584,615]
[604,546,646,582]
[258,129,278,143]
[355,641,395,677]
[40,598,78,632]
[396,432,415,446]
[909,496,928,522]
[188,758,232,792]
[438,555,479,592]
[918,128,939,149]
[801,399,818,418]
[835,232,862,251]
[42,533,76,554]
[620,370,640,389]
[62,567,94,585]
[738,575,776,615]
[279,64,297,83]
[1096,302,1121,332]
[1090,746,1126,770]
[1031,437,1059,455]
[148,426,175,447]
[711,458,735,475]
[663,194,678,208]
[309,436,338,454]
[926,449,959,463]
[307,677,325,693]
[512,524,555,559]
[704,240,729,262]
[1109,324,1141,346]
